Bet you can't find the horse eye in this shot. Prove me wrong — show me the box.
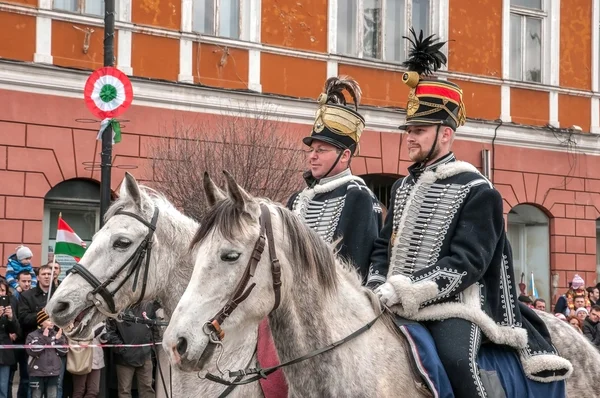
[113,238,132,249]
[220,252,240,262]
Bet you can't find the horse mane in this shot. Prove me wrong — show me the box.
[190,199,343,293]
[106,186,179,219]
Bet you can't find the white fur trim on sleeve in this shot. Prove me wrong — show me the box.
[386,274,439,317]
[519,351,573,383]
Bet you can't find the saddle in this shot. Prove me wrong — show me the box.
[391,316,567,398]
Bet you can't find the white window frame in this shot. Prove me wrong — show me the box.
[42,202,100,277]
[191,0,252,41]
[330,0,445,65]
[508,0,549,84]
[52,0,107,18]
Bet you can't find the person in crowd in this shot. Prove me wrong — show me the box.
[0,279,20,398]
[286,76,382,283]
[46,262,61,290]
[583,305,600,349]
[533,298,546,311]
[71,323,105,398]
[25,310,67,398]
[587,286,599,306]
[10,270,33,398]
[17,266,54,398]
[18,266,54,348]
[101,302,159,398]
[518,295,534,308]
[567,316,583,334]
[554,274,590,316]
[12,271,32,300]
[575,307,589,323]
[5,247,37,294]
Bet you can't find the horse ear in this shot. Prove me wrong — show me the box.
[203,172,226,207]
[223,170,251,211]
[120,172,142,208]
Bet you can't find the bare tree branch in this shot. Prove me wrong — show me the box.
[148,104,306,220]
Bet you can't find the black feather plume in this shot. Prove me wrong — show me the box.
[402,28,448,76]
[322,76,362,111]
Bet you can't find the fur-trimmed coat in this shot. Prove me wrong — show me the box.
[287,169,382,281]
[369,153,572,382]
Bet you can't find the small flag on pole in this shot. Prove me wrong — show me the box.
[54,214,87,262]
[530,272,539,299]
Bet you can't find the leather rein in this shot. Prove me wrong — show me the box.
[70,207,159,316]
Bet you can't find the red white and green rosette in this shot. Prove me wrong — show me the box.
[84,67,134,144]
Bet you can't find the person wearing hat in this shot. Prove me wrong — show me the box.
[370,28,572,397]
[554,274,590,316]
[25,309,67,398]
[286,76,382,281]
[5,245,38,293]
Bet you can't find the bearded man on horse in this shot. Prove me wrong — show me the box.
[368,28,573,397]
[287,76,382,282]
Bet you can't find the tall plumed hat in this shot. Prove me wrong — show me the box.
[399,28,466,131]
[303,76,365,154]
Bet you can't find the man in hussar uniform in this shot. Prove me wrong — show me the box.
[369,29,572,397]
[287,76,382,282]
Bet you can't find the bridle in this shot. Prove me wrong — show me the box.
[70,207,159,317]
[200,203,383,389]
[203,204,282,343]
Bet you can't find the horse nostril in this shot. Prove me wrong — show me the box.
[176,337,188,357]
[54,301,70,314]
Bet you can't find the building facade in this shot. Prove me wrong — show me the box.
[0,0,599,305]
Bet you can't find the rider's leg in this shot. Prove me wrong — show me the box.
[426,318,487,398]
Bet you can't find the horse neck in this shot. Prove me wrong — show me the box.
[268,265,377,393]
[154,208,199,319]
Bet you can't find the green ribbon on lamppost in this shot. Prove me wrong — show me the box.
[97,118,122,144]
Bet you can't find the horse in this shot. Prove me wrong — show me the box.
[163,171,600,397]
[45,173,264,398]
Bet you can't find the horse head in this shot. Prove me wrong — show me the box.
[46,172,195,340]
[162,171,292,372]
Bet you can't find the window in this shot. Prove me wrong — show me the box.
[192,0,249,39]
[336,0,432,63]
[42,179,100,279]
[53,0,105,16]
[509,0,545,83]
[507,204,550,306]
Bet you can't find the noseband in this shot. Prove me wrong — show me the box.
[70,207,159,316]
[205,204,282,342]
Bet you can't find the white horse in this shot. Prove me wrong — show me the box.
[45,173,264,398]
[163,172,600,397]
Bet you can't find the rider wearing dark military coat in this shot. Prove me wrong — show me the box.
[287,77,382,282]
[368,29,572,398]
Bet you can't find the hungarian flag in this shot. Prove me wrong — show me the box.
[55,215,87,262]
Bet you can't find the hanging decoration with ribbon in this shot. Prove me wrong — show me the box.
[83,66,133,144]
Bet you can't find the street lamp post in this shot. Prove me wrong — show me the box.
[100,0,116,227]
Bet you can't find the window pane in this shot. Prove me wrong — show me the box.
[54,0,77,12]
[219,0,240,38]
[384,0,405,62]
[84,0,104,16]
[193,0,215,35]
[524,17,542,82]
[509,14,522,80]
[363,0,382,59]
[412,0,430,36]
[510,0,542,10]
[49,209,96,241]
[337,2,357,56]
